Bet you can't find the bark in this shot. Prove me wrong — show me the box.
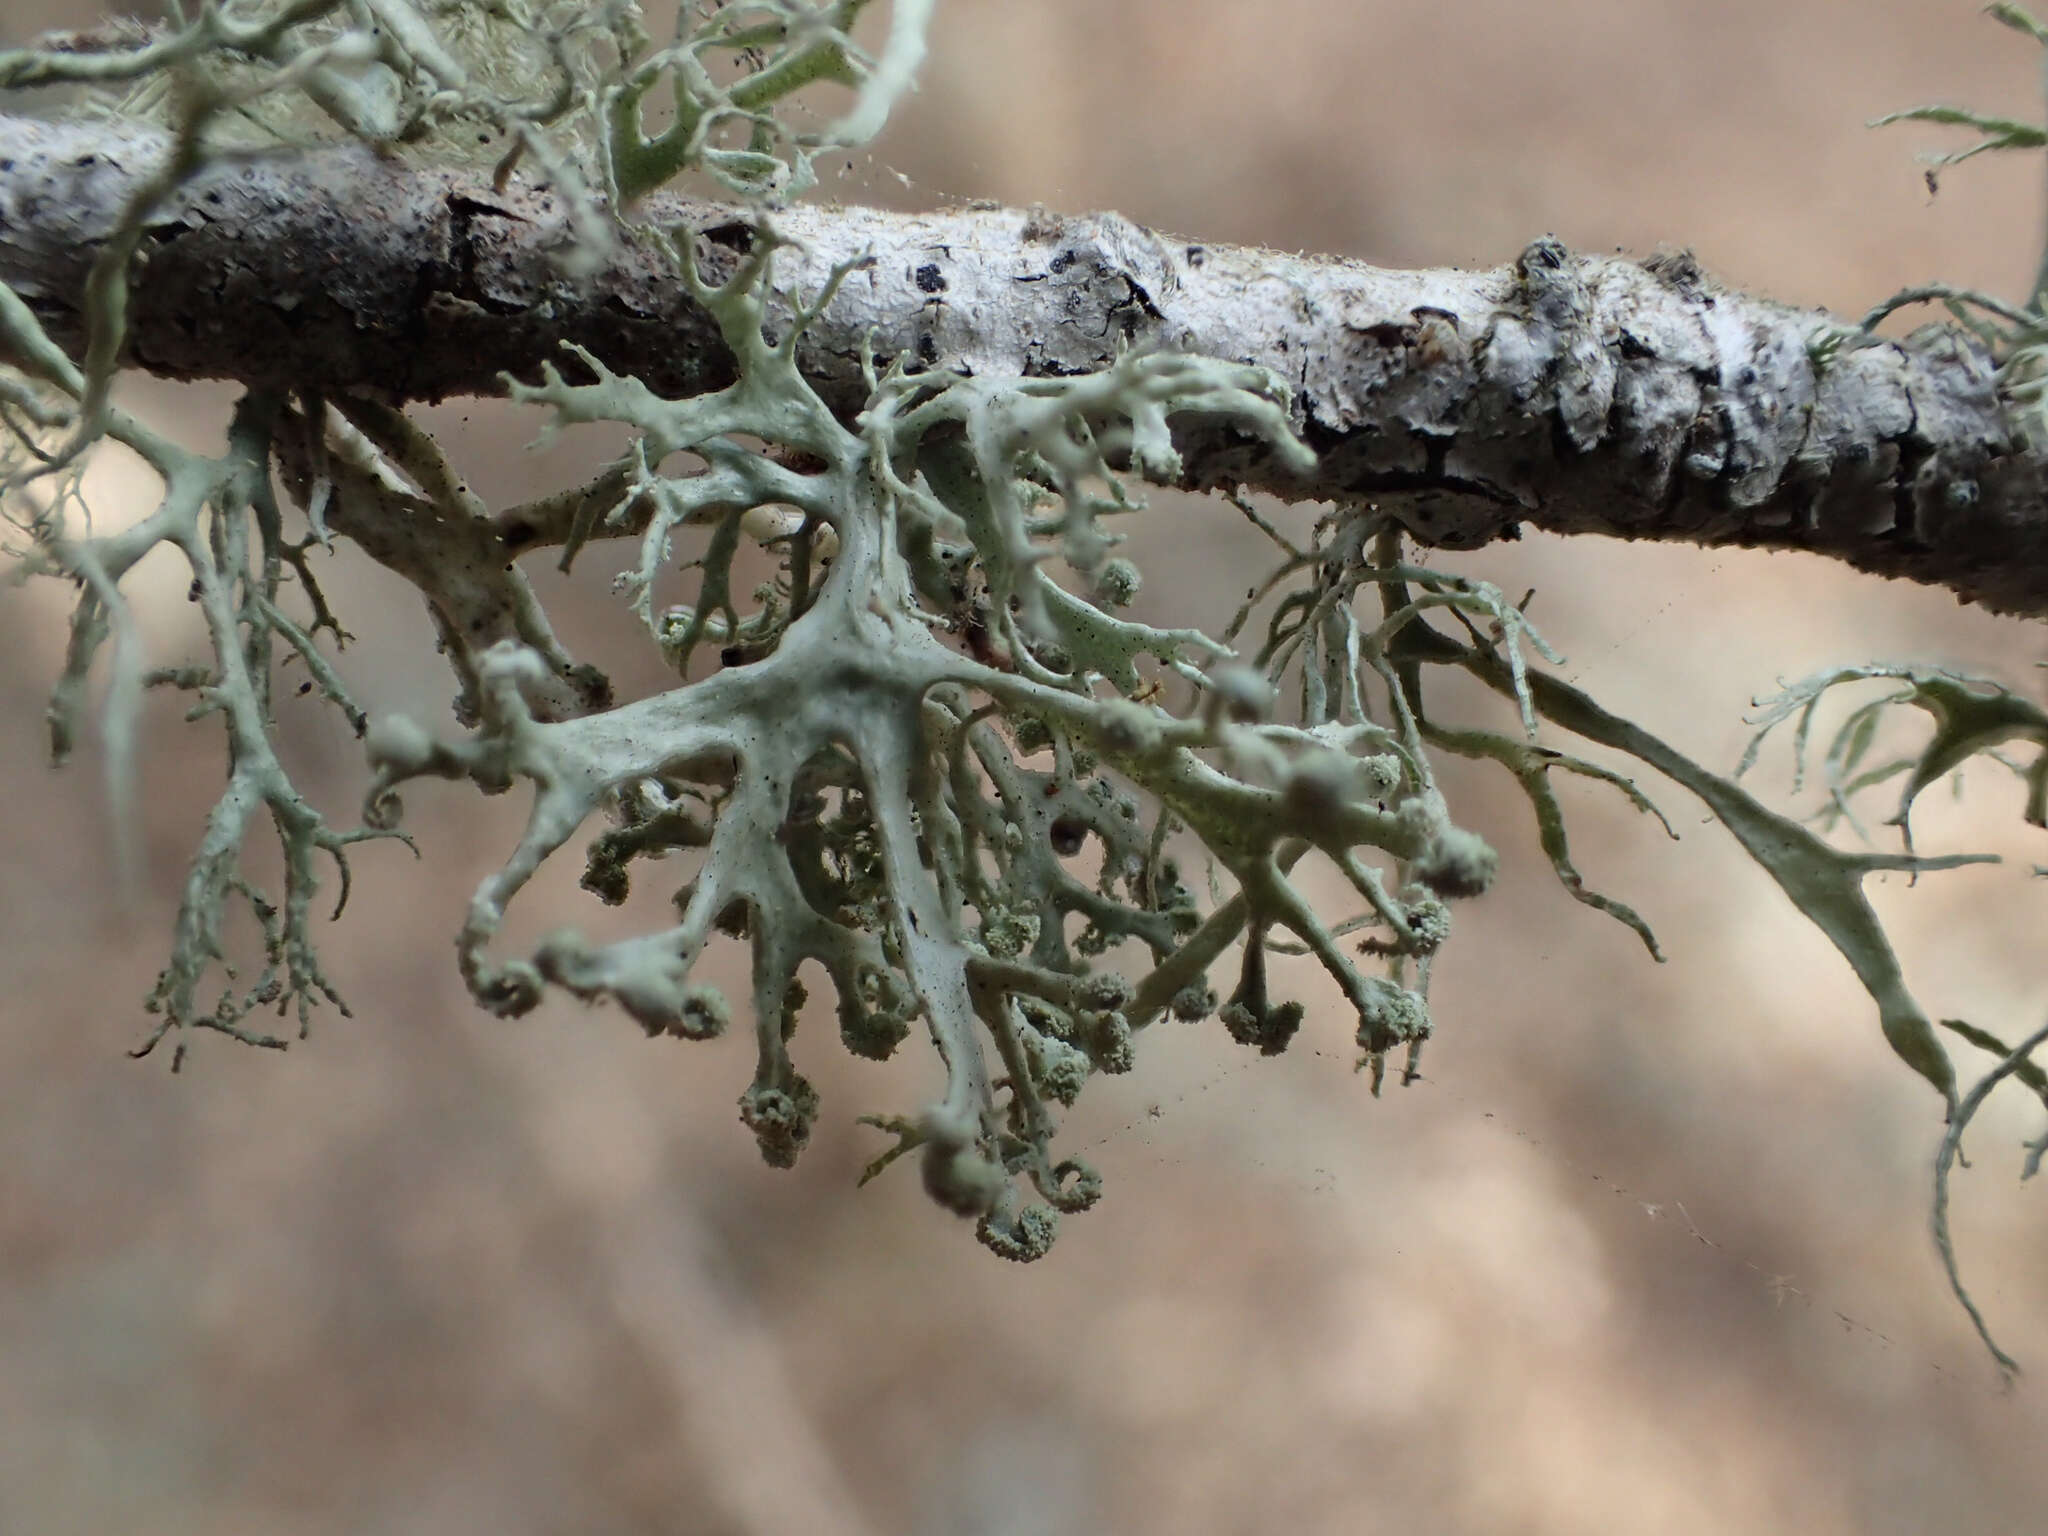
[4,113,2048,617]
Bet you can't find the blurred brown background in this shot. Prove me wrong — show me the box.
[5,2,2048,1532]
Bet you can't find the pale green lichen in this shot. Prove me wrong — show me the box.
[1866,2,2048,449]
[2,1,2044,1374]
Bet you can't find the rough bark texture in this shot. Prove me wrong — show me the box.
[5,113,2048,617]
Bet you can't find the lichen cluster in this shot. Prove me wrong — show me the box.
[3,2,2046,1368]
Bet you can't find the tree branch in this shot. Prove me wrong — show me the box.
[5,112,2048,616]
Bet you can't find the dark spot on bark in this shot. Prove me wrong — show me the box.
[699,220,754,253]
[1186,244,1206,267]
[914,262,946,293]
[1518,237,1568,275]
[917,331,939,366]
[1353,320,1413,348]
[1049,249,1077,275]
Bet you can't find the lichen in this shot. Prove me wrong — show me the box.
[2,1,2043,1374]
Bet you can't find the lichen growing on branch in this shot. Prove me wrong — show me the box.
[2,1,2045,1370]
